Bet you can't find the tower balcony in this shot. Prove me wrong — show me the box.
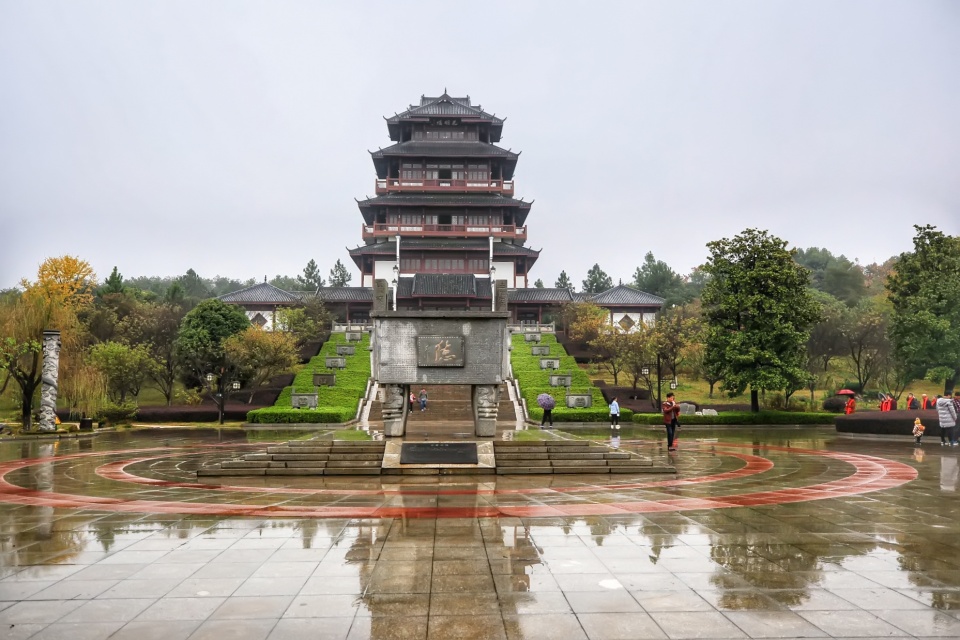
[362,223,527,242]
[375,178,514,195]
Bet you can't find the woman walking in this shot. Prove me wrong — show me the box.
[609,397,620,431]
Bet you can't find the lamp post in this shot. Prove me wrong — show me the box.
[641,355,663,410]
[207,372,241,425]
[392,264,399,310]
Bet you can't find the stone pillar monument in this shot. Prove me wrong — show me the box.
[38,329,61,432]
[381,384,407,437]
[473,384,500,436]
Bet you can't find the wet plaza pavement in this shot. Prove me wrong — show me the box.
[1,427,959,639]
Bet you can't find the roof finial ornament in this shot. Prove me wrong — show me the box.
[264,275,267,283]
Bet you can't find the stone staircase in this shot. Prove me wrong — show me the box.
[493,439,667,475]
[197,440,387,477]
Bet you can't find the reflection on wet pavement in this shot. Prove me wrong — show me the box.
[0,428,958,639]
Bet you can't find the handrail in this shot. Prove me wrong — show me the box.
[375,178,514,194]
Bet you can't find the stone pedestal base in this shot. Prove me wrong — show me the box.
[381,384,407,437]
[473,384,499,437]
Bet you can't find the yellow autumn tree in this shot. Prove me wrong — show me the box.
[21,255,97,308]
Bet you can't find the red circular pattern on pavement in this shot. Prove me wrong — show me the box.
[0,443,917,519]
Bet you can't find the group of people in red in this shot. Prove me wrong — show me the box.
[904,392,936,411]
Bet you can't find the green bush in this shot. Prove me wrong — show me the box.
[97,401,139,425]
[246,407,355,424]
[511,333,623,422]
[630,411,835,425]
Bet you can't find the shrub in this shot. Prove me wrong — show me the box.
[822,397,847,413]
[246,407,355,424]
[631,411,835,425]
[174,388,204,406]
[97,401,139,425]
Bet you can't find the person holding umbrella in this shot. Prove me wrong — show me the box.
[837,389,857,414]
[537,393,556,429]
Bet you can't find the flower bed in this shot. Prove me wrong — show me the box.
[511,333,628,423]
[247,332,371,424]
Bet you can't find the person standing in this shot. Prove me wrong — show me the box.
[419,388,428,412]
[541,405,554,429]
[936,393,958,446]
[844,395,856,415]
[609,397,620,431]
[907,393,919,410]
[409,391,416,413]
[953,391,960,446]
[662,392,681,451]
[921,394,931,410]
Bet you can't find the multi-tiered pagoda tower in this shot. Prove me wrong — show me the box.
[348,92,540,310]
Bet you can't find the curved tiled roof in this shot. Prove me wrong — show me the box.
[370,142,517,159]
[356,193,530,208]
[218,282,303,304]
[348,239,539,257]
[315,287,373,302]
[585,285,665,306]
[508,288,575,303]
[386,94,503,125]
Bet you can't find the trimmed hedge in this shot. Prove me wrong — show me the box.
[511,333,630,423]
[631,411,836,426]
[247,332,370,424]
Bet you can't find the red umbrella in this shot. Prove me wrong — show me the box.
[836,389,857,396]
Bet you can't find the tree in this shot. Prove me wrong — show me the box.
[840,299,889,392]
[89,341,158,403]
[590,328,632,386]
[224,328,299,403]
[702,229,820,412]
[887,225,960,394]
[175,299,249,423]
[794,247,865,305]
[100,267,124,296]
[297,259,326,291]
[175,300,250,380]
[582,264,613,294]
[328,260,352,287]
[555,271,574,292]
[176,268,210,301]
[275,298,332,350]
[19,255,97,309]
[269,275,302,291]
[533,279,544,288]
[806,292,846,373]
[563,302,608,345]
[632,252,691,308]
[117,301,187,405]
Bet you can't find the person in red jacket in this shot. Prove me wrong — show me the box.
[845,396,857,415]
[662,393,681,451]
[921,394,931,410]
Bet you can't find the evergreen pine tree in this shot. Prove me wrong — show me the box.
[533,278,544,288]
[581,264,613,293]
[555,271,574,292]
[328,259,352,288]
[297,259,325,290]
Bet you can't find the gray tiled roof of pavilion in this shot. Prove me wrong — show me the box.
[584,285,665,306]
[348,239,540,258]
[356,193,532,225]
[508,288,575,303]
[396,274,492,298]
[315,287,373,302]
[218,282,304,305]
[385,93,504,142]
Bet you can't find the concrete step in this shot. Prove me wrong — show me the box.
[551,459,609,467]
[328,453,382,461]
[270,454,331,461]
[495,453,550,460]
[548,453,606,460]
[498,459,551,467]
[609,466,655,473]
[266,446,332,454]
[552,466,611,474]
[285,461,329,468]
[326,460,382,468]
[606,459,652,467]
[497,467,554,474]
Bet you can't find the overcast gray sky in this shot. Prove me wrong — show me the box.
[1,0,958,290]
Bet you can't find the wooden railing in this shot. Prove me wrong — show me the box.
[375,178,514,195]
[362,223,527,241]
